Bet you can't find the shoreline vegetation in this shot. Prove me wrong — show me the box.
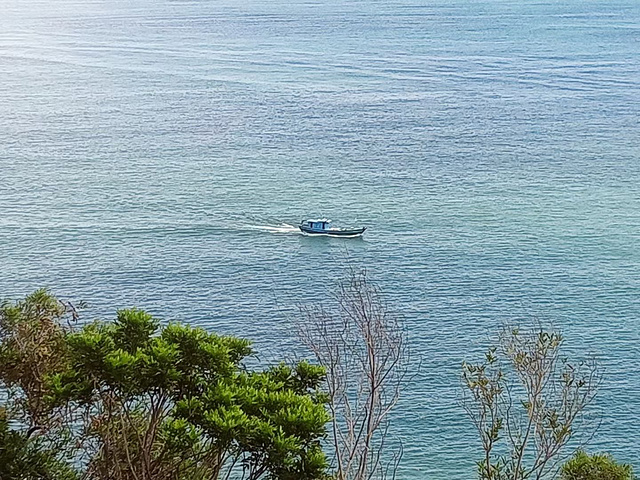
[0,273,635,480]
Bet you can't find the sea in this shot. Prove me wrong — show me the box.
[1,0,639,477]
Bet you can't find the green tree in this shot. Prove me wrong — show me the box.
[0,290,79,480]
[0,408,78,480]
[561,450,635,480]
[0,289,75,425]
[50,309,330,480]
[1,291,331,480]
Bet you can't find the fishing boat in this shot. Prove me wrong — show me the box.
[299,219,366,237]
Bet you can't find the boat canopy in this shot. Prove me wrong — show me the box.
[304,218,331,224]
[303,219,331,230]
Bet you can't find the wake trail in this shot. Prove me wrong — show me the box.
[245,223,301,235]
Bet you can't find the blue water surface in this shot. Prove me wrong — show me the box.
[1,0,639,477]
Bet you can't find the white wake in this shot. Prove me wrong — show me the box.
[246,223,301,235]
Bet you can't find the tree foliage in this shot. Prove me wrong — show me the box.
[0,289,74,424]
[461,326,600,480]
[0,289,79,480]
[0,290,330,480]
[561,450,635,480]
[0,407,78,480]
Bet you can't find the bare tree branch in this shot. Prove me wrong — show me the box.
[461,324,601,480]
[297,267,411,480]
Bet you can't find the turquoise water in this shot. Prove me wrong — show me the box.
[1,0,639,477]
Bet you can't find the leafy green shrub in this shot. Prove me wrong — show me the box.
[561,449,635,480]
[0,408,78,480]
[1,291,331,480]
[0,289,73,424]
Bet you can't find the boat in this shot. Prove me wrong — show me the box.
[299,219,366,237]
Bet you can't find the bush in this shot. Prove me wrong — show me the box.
[1,291,331,480]
[561,449,635,480]
[0,408,78,480]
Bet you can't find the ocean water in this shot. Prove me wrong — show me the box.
[1,0,639,477]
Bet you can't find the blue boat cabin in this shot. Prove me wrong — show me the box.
[307,220,328,230]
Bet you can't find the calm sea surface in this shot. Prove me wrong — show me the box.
[1,0,639,477]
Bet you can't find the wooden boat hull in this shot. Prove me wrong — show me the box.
[299,226,366,237]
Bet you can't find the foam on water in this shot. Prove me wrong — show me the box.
[246,223,301,235]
